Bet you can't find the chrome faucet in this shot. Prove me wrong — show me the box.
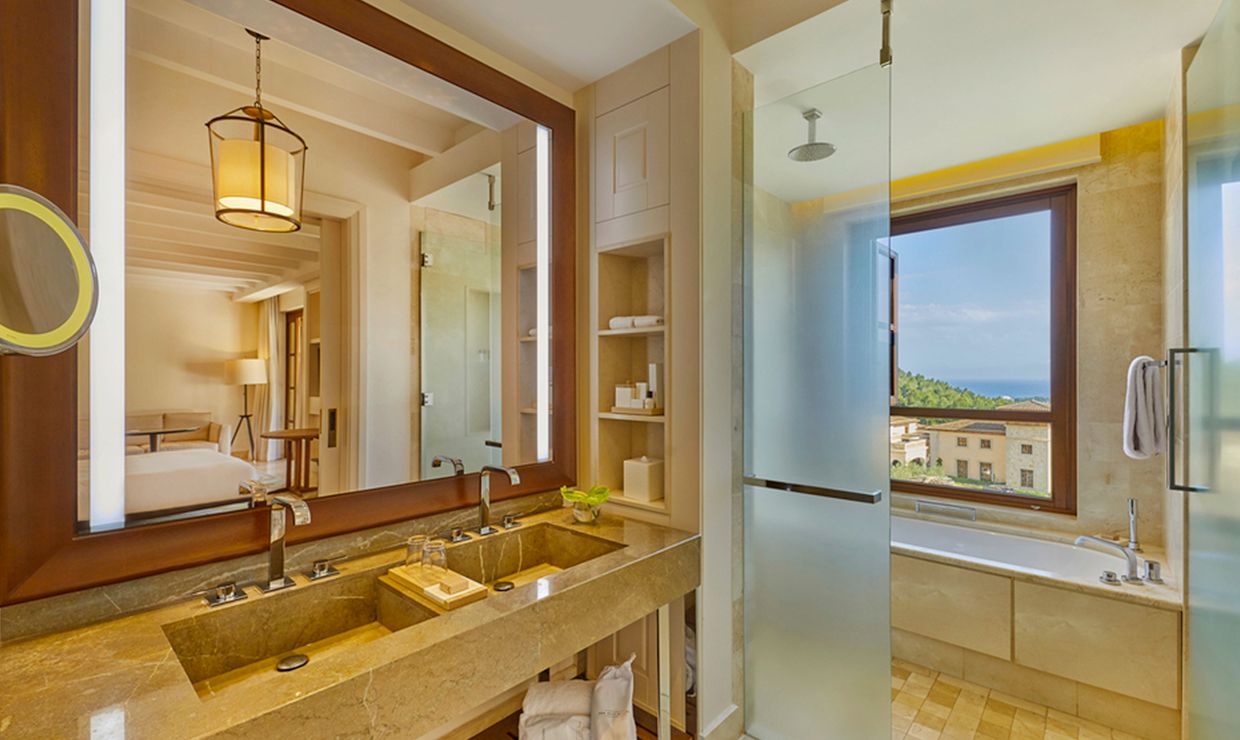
[1074,535,1142,584]
[1127,498,1142,552]
[432,455,465,476]
[477,465,520,535]
[262,493,311,592]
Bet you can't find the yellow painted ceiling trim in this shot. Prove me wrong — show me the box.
[892,134,1102,202]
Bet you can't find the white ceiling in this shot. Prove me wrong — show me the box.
[396,0,697,90]
[739,0,1221,203]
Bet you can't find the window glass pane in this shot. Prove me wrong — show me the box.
[893,210,1051,409]
[889,416,1052,499]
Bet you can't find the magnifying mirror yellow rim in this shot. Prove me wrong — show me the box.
[0,184,98,356]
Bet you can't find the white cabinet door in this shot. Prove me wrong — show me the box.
[589,615,658,714]
[595,87,669,224]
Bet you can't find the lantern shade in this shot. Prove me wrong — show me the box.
[206,107,306,233]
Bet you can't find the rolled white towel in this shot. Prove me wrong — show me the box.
[519,714,591,740]
[528,327,538,337]
[1123,355,1166,460]
[632,315,663,328]
[608,316,635,330]
[523,680,595,718]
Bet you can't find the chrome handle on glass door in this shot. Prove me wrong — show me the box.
[743,476,883,504]
[1167,347,1215,493]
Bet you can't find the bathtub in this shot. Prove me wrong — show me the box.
[889,513,1184,733]
[890,514,1123,583]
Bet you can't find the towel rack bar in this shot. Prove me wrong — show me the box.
[743,476,883,504]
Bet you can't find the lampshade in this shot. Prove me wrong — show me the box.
[226,358,268,386]
[205,30,306,233]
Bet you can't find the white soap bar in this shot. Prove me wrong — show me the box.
[623,456,664,502]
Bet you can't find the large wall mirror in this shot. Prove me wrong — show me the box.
[0,0,574,601]
[75,0,557,531]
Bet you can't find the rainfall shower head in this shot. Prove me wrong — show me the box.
[788,108,836,163]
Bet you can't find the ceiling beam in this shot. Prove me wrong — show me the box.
[129,6,458,155]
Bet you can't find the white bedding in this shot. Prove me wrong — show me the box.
[77,449,258,519]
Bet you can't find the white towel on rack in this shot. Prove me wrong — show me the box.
[1123,355,1166,459]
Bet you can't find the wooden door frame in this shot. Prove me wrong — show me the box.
[0,0,577,604]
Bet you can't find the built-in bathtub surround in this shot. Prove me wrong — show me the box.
[892,514,1182,740]
[0,490,560,644]
[0,509,699,738]
[892,120,1168,549]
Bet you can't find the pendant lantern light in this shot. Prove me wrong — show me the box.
[206,30,307,233]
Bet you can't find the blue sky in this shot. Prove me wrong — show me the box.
[893,210,1051,384]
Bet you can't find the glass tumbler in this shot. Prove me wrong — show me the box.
[405,534,428,568]
[423,540,448,578]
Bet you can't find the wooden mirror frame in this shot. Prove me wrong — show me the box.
[0,0,576,605]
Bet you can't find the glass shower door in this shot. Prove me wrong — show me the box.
[743,62,891,739]
[1185,0,1240,735]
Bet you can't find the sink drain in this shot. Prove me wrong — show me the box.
[493,580,515,592]
[276,653,309,672]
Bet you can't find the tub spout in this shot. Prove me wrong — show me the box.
[1074,535,1141,584]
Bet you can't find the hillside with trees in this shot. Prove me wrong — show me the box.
[895,370,1010,410]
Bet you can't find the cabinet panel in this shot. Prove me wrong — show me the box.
[1014,582,1180,708]
[595,88,669,224]
[590,615,658,714]
[892,555,1011,660]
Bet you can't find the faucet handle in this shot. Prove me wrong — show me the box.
[306,556,346,580]
[502,512,523,529]
[1143,560,1165,584]
[448,527,471,543]
[191,582,248,607]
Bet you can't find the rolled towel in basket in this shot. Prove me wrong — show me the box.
[522,679,595,717]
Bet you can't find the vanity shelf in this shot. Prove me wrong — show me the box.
[598,412,665,423]
[598,326,664,337]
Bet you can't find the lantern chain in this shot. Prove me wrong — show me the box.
[254,33,263,110]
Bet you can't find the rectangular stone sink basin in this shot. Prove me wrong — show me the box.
[163,569,437,696]
[446,522,624,587]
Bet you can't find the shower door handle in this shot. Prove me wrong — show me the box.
[743,476,883,504]
[1167,347,1212,493]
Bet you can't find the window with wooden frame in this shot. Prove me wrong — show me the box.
[889,186,1076,513]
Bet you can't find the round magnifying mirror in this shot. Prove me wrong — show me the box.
[0,184,98,356]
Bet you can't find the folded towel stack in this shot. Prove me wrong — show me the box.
[607,315,663,330]
[519,680,593,740]
[518,656,637,740]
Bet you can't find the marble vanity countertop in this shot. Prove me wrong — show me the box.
[0,509,700,739]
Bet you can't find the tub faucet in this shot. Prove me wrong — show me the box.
[262,493,311,592]
[1127,498,1142,552]
[1074,535,1142,584]
[477,465,521,535]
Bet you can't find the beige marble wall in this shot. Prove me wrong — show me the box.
[894,120,1169,549]
[0,491,560,644]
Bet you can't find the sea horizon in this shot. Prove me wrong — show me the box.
[939,377,1051,400]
